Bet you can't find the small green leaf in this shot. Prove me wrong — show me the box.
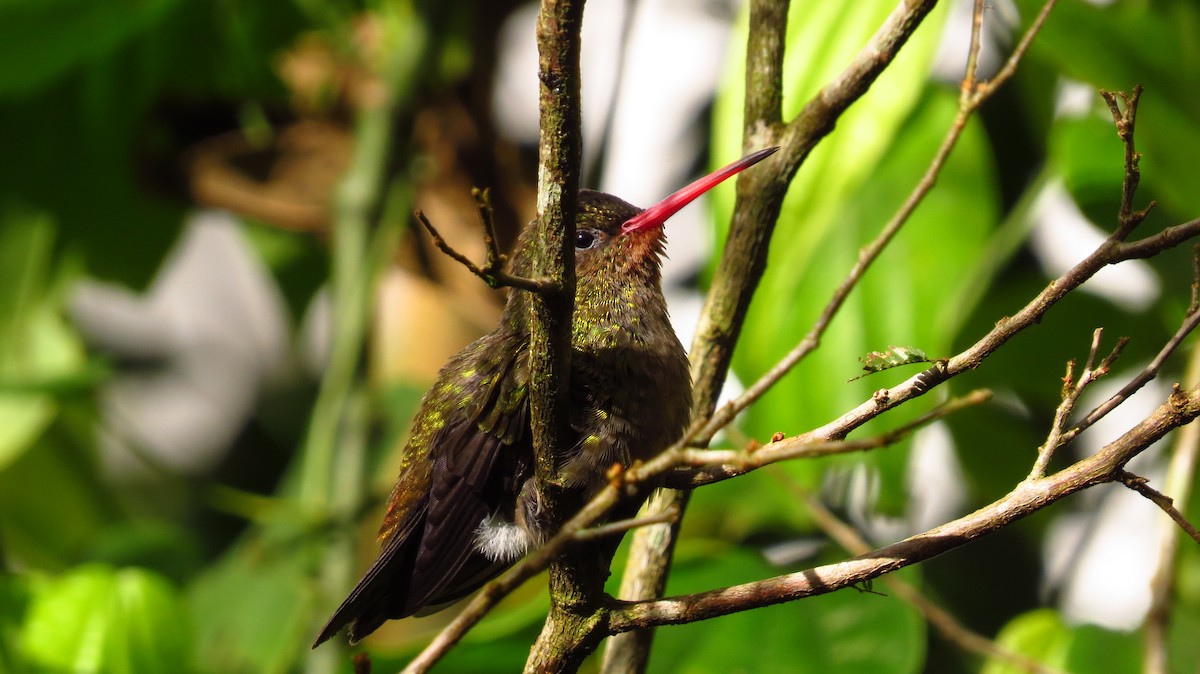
[853,346,930,380]
[983,609,1070,674]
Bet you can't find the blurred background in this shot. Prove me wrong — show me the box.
[1,0,1198,672]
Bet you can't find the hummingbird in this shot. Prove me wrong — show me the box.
[312,147,778,647]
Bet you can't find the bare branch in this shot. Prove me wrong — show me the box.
[1099,86,1149,232]
[607,386,1200,632]
[415,203,555,293]
[1029,329,1128,479]
[778,474,1064,674]
[1114,217,1200,260]
[574,507,681,543]
[1119,472,1200,545]
[1064,309,1200,445]
[669,390,992,489]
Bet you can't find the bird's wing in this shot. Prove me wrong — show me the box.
[313,333,531,647]
[402,335,531,611]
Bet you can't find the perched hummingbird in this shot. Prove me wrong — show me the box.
[313,147,778,647]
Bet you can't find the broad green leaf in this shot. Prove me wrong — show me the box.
[1016,0,1200,221]
[0,0,178,97]
[1064,624,1141,674]
[20,565,190,674]
[189,543,316,674]
[713,81,998,515]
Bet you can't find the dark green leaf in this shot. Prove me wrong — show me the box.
[0,0,178,97]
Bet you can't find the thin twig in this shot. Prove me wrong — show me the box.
[960,0,986,100]
[670,390,993,488]
[606,386,1200,632]
[414,205,554,293]
[574,507,681,543]
[1190,244,1200,315]
[973,0,1058,100]
[1144,342,1200,674]
[1029,329,1128,479]
[1063,309,1200,446]
[1118,472,1200,544]
[1100,86,1148,232]
[691,0,1059,448]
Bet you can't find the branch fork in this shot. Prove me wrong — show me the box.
[415,188,557,294]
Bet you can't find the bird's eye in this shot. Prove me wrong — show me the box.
[575,229,599,250]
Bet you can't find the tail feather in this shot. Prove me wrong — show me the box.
[311,525,418,648]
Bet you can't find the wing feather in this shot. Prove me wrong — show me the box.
[313,332,531,647]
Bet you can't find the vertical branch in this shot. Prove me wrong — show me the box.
[601,2,791,671]
[525,1,606,672]
[606,1,940,672]
[302,27,414,674]
[528,0,580,509]
[1143,342,1200,674]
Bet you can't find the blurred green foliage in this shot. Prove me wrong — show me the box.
[0,0,1197,673]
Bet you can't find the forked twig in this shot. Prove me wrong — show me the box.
[1063,309,1200,448]
[689,0,1060,448]
[574,507,681,542]
[1119,471,1200,544]
[1029,329,1128,479]
[415,189,556,293]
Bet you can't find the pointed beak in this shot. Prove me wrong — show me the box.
[620,146,779,234]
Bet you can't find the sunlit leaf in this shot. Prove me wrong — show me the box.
[983,608,1070,674]
[20,565,190,674]
[852,345,931,380]
[712,76,998,516]
[0,210,87,472]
